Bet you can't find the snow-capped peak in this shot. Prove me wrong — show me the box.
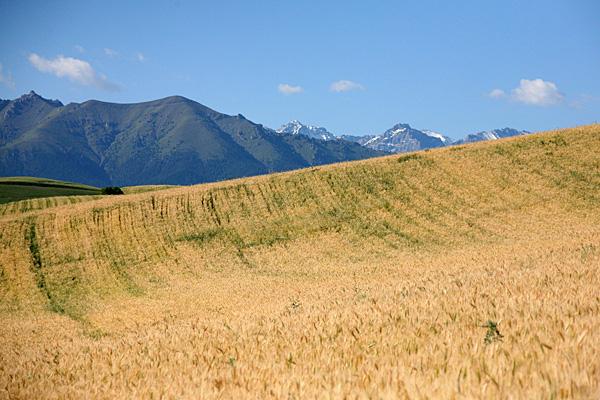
[359,122,450,153]
[276,120,337,141]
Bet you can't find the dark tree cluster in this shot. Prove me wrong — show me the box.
[101,186,124,195]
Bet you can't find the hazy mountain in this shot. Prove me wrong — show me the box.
[0,92,383,186]
[339,134,375,146]
[454,128,531,144]
[276,120,337,141]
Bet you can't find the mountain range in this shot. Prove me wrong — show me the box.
[0,92,381,186]
[286,121,529,153]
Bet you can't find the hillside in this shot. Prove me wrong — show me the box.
[1,125,599,398]
[0,92,382,186]
[0,176,101,204]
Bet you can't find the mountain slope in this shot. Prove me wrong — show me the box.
[0,92,382,186]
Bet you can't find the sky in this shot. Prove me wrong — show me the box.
[0,0,599,139]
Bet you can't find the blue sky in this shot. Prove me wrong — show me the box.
[0,0,599,139]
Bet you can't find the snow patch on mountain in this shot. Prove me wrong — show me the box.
[422,129,450,143]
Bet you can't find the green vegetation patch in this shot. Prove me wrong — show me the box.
[178,227,225,246]
[0,176,101,204]
[26,221,65,314]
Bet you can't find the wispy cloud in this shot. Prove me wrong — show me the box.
[28,53,120,91]
[569,94,595,110]
[488,88,505,99]
[136,52,146,62]
[330,80,365,93]
[104,48,118,58]
[278,83,303,95]
[74,45,85,53]
[490,79,563,106]
[0,63,16,89]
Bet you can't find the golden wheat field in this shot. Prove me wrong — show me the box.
[1,125,599,399]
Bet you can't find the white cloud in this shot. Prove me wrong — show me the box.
[488,89,505,99]
[278,83,303,95]
[0,63,16,89]
[330,80,365,93]
[489,79,564,106]
[136,52,146,62]
[74,45,85,53]
[511,78,563,106]
[104,48,118,57]
[28,53,119,91]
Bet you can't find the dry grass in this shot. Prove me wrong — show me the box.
[0,194,105,217]
[1,125,599,398]
[121,185,180,195]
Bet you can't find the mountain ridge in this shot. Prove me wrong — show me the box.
[0,92,382,186]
